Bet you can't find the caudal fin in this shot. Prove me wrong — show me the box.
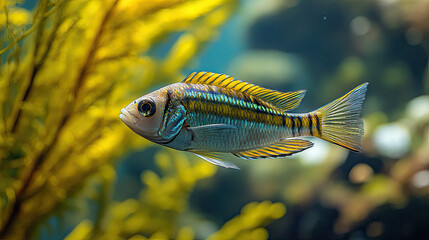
[315,83,368,152]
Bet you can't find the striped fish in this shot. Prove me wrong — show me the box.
[120,72,368,169]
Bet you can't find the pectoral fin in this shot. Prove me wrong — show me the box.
[234,139,313,160]
[191,152,240,170]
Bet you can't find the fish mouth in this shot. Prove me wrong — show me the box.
[119,108,138,124]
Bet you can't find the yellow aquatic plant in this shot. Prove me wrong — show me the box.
[0,0,288,239]
[64,151,285,240]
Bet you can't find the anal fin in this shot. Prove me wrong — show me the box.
[234,139,313,160]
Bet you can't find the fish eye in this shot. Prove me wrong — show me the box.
[137,99,156,117]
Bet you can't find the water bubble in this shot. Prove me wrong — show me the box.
[349,163,374,184]
[373,123,410,158]
[412,170,429,188]
[406,95,429,120]
[351,16,371,36]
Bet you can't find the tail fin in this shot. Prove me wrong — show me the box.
[314,83,368,152]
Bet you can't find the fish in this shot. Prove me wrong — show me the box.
[119,71,368,170]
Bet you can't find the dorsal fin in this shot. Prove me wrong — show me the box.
[182,71,306,111]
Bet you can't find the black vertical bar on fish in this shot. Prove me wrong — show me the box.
[297,115,303,136]
[315,114,321,136]
[308,113,313,136]
[291,115,295,137]
[282,115,286,127]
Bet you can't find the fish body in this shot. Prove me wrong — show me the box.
[120,72,368,169]
[159,83,310,152]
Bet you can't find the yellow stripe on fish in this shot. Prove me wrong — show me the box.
[181,85,285,127]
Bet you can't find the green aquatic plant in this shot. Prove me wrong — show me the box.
[0,0,288,239]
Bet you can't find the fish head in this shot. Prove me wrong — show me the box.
[119,88,168,139]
